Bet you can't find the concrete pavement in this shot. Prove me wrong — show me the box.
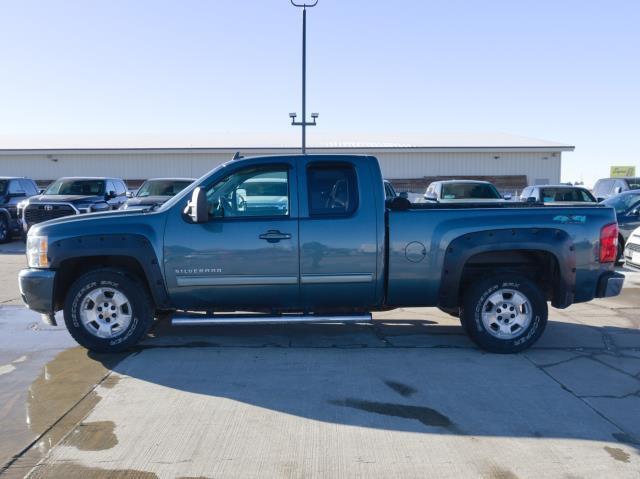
[0,242,639,478]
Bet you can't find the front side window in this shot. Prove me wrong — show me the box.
[204,166,289,218]
[307,163,358,216]
[114,180,127,196]
[441,183,501,200]
[45,179,106,196]
[20,179,39,196]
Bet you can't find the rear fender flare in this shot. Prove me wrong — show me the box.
[438,228,576,310]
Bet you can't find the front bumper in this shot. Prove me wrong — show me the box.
[595,271,625,298]
[18,268,56,314]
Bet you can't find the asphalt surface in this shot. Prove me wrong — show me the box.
[0,240,639,478]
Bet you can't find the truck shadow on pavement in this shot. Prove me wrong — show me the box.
[86,318,640,450]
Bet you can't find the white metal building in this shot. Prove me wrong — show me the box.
[0,133,573,191]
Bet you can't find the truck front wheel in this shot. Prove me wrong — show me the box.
[63,268,154,353]
[460,274,547,353]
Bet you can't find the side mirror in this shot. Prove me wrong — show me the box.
[630,208,639,216]
[526,197,537,203]
[105,190,116,200]
[185,187,209,223]
[126,191,134,198]
[503,193,512,201]
[38,189,45,195]
[597,197,606,203]
[614,186,622,194]
[399,191,409,199]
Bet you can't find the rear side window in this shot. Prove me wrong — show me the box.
[307,163,358,216]
[540,188,595,202]
[594,179,613,196]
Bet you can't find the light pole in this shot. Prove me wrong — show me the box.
[289,0,318,154]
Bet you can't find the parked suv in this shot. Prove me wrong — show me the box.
[593,177,640,200]
[120,178,194,210]
[0,177,39,243]
[519,185,597,204]
[21,177,128,232]
[424,180,504,203]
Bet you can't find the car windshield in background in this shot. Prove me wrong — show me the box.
[44,179,105,196]
[137,180,193,197]
[441,183,501,199]
[603,193,640,214]
[0,180,7,196]
[627,178,640,189]
[540,188,596,203]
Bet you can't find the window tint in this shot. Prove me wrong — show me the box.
[114,180,127,196]
[204,166,289,218]
[46,180,106,196]
[539,188,596,203]
[20,179,39,196]
[441,183,501,200]
[307,163,358,216]
[8,180,25,194]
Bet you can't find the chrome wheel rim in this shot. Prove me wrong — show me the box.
[481,288,532,339]
[79,287,133,339]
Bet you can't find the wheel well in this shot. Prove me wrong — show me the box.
[54,255,153,311]
[619,233,625,248]
[460,250,560,303]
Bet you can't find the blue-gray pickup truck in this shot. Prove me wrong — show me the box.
[19,154,624,353]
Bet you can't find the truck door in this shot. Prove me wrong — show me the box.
[298,157,379,309]
[163,160,300,310]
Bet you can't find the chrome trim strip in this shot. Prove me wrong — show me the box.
[300,273,374,284]
[172,313,373,326]
[176,275,299,287]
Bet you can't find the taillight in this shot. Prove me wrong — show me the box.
[599,223,618,263]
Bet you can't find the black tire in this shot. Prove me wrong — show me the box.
[460,274,548,353]
[0,216,9,244]
[63,268,154,353]
[616,238,624,264]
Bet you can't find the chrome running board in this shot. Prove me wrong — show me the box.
[171,313,372,326]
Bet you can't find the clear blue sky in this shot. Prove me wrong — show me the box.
[1,0,638,186]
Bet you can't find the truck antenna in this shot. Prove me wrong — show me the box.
[289,0,319,155]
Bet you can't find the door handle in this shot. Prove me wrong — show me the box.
[259,230,292,243]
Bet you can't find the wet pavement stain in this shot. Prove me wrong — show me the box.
[329,398,453,429]
[28,462,158,478]
[66,420,118,451]
[604,446,631,463]
[27,348,127,438]
[384,379,417,397]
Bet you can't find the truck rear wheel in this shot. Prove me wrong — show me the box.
[460,274,547,353]
[63,268,154,353]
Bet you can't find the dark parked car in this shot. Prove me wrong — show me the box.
[519,185,597,205]
[21,177,128,232]
[424,180,505,203]
[593,177,640,200]
[120,178,194,210]
[0,177,39,242]
[602,191,640,260]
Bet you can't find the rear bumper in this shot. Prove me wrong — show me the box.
[595,271,625,298]
[18,268,56,314]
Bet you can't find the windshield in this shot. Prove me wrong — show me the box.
[0,180,7,196]
[626,178,640,190]
[441,183,501,199]
[44,179,105,196]
[540,188,596,203]
[136,180,193,198]
[603,193,640,214]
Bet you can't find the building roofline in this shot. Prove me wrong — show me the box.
[0,145,575,155]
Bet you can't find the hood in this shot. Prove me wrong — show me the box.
[123,196,171,208]
[27,194,105,205]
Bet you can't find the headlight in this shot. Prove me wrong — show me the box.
[27,235,49,268]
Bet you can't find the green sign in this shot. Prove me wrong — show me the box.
[610,166,636,177]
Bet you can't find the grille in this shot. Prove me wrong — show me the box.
[627,242,640,253]
[24,204,76,225]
